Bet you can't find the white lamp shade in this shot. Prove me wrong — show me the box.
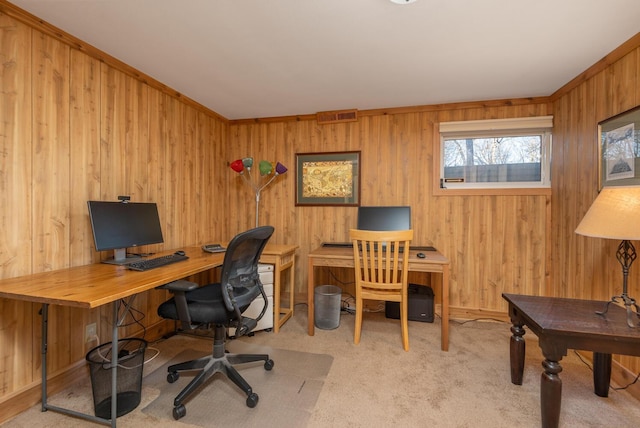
[575,186,640,240]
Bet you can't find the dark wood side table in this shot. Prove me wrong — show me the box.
[502,293,640,428]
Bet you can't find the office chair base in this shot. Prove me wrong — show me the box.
[166,326,274,420]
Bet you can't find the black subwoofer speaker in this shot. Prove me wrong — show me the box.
[385,284,434,323]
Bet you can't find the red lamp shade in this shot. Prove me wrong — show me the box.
[230,159,244,173]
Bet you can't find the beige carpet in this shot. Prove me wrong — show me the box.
[3,308,640,427]
[141,344,332,426]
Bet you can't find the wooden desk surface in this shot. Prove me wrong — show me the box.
[0,247,224,308]
[0,243,297,309]
[308,245,449,270]
[503,293,640,355]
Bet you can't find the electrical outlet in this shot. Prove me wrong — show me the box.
[85,323,97,342]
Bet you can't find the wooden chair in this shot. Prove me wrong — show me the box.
[349,228,413,351]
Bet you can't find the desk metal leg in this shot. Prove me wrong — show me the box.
[41,304,48,412]
[110,301,118,427]
[40,303,117,426]
[307,257,315,336]
[440,266,450,351]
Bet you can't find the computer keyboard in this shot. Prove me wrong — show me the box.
[127,253,188,271]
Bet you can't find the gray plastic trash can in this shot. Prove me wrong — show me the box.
[314,285,342,330]
[86,338,147,419]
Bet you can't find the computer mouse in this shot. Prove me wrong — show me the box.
[416,252,426,258]
[174,250,186,256]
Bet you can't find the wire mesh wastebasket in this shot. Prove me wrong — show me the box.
[86,338,147,419]
[314,285,342,330]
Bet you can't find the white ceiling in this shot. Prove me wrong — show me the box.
[9,0,640,120]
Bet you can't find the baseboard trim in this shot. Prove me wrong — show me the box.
[611,358,640,402]
[447,306,510,323]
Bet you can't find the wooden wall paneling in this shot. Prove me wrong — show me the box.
[122,77,152,340]
[551,46,640,387]
[0,14,34,396]
[0,11,32,278]
[148,87,168,247]
[146,87,172,331]
[551,98,567,301]
[163,95,183,248]
[195,112,224,245]
[179,104,198,246]
[99,67,137,340]
[32,31,70,272]
[412,113,434,243]
[611,49,638,112]
[574,80,600,300]
[69,49,102,356]
[262,121,290,235]
[228,104,550,314]
[227,123,252,234]
[32,31,73,372]
[124,76,150,203]
[99,65,127,203]
[69,50,101,266]
[563,89,582,300]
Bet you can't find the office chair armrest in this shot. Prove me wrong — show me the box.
[157,280,199,330]
[156,280,199,292]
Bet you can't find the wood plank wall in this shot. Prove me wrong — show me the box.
[228,104,552,318]
[550,36,640,391]
[0,7,229,420]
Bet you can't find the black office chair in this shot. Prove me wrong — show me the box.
[157,226,275,420]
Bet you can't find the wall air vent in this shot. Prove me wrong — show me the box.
[316,109,358,124]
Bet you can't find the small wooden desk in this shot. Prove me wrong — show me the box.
[260,244,298,332]
[307,245,450,351]
[0,243,297,426]
[502,293,640,428]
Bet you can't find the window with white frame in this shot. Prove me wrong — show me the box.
[439,116,552,190]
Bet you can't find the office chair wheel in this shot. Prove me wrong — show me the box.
[167,371,179,383]
[173,404,186,420]
[246,392,259,408]
[264,359,274,370]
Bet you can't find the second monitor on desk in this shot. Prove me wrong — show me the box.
[357,205,411,231]
[323,205,435,251]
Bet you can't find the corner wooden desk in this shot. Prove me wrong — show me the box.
[307,245,450,351]
[0,243,297,427]
[503,293,640,428]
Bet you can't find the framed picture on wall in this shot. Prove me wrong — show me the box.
[295,151,360,206]
[599,105,640,189]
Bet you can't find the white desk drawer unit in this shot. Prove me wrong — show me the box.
[228,263,274,335]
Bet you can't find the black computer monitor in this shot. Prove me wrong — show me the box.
[87,200,164,265]
[357,206,411,231]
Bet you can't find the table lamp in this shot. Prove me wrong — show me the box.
[575,185,640,327]
[230,157,287,227]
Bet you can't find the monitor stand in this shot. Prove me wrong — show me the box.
[101,248,142,265]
